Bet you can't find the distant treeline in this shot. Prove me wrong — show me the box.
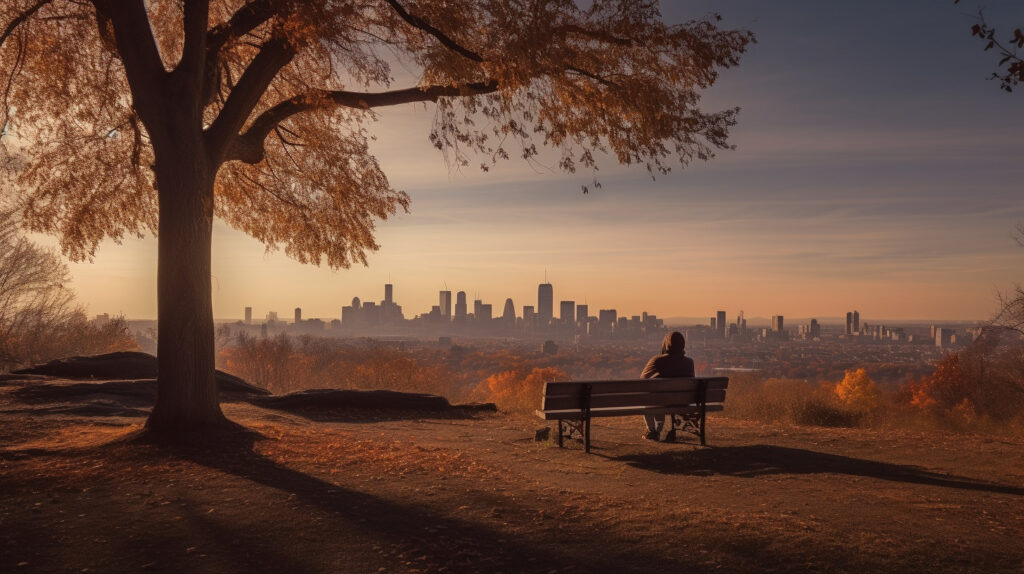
[213,326,1024,434]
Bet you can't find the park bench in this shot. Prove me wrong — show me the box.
[536,377,729,453]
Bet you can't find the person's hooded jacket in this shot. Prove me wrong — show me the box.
[641,331,695,378]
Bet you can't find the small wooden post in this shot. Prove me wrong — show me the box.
[582,383,592,453]
[699,379,707,446]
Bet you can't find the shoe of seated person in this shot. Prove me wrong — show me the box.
[642,430,660,441]
[662,430,677,443]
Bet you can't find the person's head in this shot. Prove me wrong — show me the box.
[662,331,685,355]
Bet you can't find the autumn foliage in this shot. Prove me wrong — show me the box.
[833,368,881,412]
[898,330,1024,428]
[474,367,567,412]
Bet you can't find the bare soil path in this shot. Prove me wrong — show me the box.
[1,376,1022,573]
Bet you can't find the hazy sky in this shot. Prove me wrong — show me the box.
[61,0,1024,323]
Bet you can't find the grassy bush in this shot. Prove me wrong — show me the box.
[727,375,862,428]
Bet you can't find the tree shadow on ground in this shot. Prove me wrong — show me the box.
[254,405,492,424]
[2,404,149,418]
[12,380,157,405]
[160,429,706,573]
[615,445,1024,495]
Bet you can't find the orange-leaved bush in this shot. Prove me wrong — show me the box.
[833,368,881,412]
[477,366,567,412]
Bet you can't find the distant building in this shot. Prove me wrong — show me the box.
[853,310,860,334]
[560,300,575,324]
[522,305,535,327]
[846,311,853,335]
[598,309,617,335]
[538,283,553,325]
[576,304,589,325]
[294,307,302,324]
[716,310,726,339]
[542,340,558,355]
[771,315,784,332]
[800,318,820,339]
[439,290,452,320]
[244,306,252,324]
[935,327,954,348]
[502,298,516,327]
[455,291,467,320]
[384,283,393,305]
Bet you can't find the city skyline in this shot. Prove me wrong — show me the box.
[37,1,1024,323]
[222,279,979,328]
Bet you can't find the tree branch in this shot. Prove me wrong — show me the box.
[384,0,484,62]
[91,0,167,125]
[206,33,297,163]
[552,24,634,47]
[227,80,500,164]
[207,0,278,51]
[566,65,618,87]
[202,0,280,106]
[0,0,53,49]
[176,0,209,81]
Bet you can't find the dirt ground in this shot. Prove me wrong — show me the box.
[1,376,1022,573]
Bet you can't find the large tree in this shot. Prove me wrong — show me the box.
[0,0,752,434]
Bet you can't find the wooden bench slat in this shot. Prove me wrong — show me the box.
[543,377,728,395]
[541,389,726,411]
[536,404,725,420]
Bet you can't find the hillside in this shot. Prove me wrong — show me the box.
[1,374,1022,573]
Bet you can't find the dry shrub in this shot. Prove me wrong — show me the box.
[0,210,138,371]
[217,334,461,397]
[472,367,567,412]
[898,329,1024,432]
[728,375,862,428]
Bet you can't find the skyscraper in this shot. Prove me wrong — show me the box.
[716,310,726,339]
[853,310,860,334]
[576,304,589,325]
[846,311,853,335]
[244,306,252,324]
[294,307,302,324]
[560,300,575,324]
[599,309,617,331]
[502,298,516,327]
[439,290,452,320]
[538,282,553,324]
[455,291,467,319]
[384,283,393,305]
[771,315,784,332]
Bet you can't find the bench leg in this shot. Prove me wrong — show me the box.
[699,410,706,446]
[584,417,591,453]
[557,420,564,448]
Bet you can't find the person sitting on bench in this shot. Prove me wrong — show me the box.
[640,331,695,441]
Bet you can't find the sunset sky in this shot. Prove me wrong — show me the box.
[59,0,1024,323]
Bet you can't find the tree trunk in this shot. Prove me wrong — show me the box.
[145,116,227,434]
